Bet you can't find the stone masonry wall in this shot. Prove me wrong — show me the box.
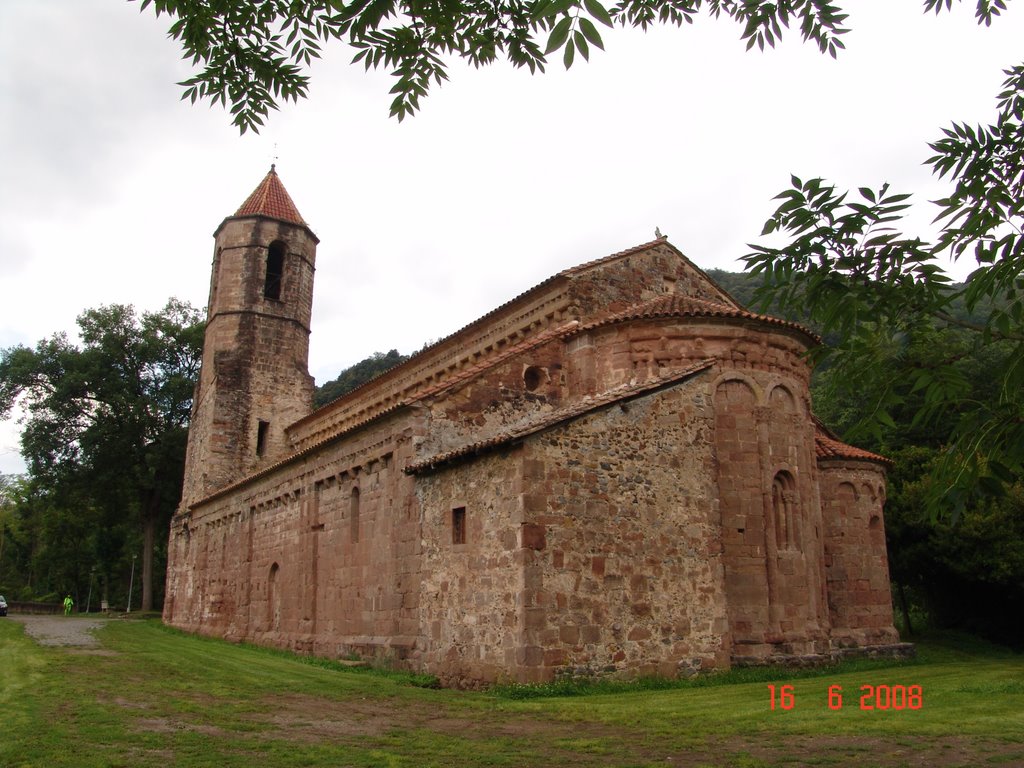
[416,448,529,687]
[820,460,900,647]
[169,225,901,685]
[713,371,830,660]
[565,242,737,317]
[165,408,427,663]
[763,383,830,647]
[181,216,316,507]
[561,316,832,661]
[422,337,567,456]
[568,319,814,397]
[287,285,574,453]
[518,376,730,681]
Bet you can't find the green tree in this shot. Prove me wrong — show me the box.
[134,0,1010,133]
[0,300,204,611]
[808,320,1024,643]
[743,62,1024,517]
[0,474,21,592]
[880,444,1024,648]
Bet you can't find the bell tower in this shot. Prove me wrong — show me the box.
[180,166,318,507]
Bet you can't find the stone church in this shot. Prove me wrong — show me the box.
[163,167,902,686]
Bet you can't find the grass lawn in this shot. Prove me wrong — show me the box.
[1,617,1021,767]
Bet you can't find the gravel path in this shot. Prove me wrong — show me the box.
[8,614,110,647]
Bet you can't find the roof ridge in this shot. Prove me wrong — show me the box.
[814,427,889,464]
[232,165,307,226]
[296,239,685,428]
[557,237,667,277]
[578,291,820,342]
[400,238,683,368]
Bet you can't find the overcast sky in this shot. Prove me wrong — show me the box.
[1,1,1021,474]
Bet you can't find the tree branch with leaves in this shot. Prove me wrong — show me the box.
[744,63,1024,518]
[134,0,869,131]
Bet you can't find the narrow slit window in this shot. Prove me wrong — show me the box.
[350,487,360,543]
[264,241,285,300]
[256,420,270,457]
[772,471,799,551]
[267,562,280,630]
[452,506,466,545]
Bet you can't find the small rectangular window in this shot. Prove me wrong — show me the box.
[256,420,270,457]
[452,506,466,545]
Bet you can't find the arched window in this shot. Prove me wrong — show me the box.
[264,241,285,300]
[350,487,360,543]
[772,471,800,551]
[267,562,280,630]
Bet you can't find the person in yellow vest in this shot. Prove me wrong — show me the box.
[63,595,73,616]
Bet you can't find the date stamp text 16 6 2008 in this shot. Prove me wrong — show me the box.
[768,684,924,711]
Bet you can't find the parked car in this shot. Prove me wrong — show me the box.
[0,595,7,616]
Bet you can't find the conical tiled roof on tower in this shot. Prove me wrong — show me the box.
[234,164,306,225]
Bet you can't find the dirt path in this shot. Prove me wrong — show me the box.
[8,614,110,647]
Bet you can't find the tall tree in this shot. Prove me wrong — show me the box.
[0,300,203,610]
[133,0,1011,132]
[743,63,1024,517]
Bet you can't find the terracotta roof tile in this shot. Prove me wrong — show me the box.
[233,165,306,225]
[287,321,580,449]
[580,293,820,342]
[201,324,581,506]
[406,360,715,474]
[814,427,889,464]
[196,361,714,504]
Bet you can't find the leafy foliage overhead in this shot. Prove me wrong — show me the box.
[133,0,1010,132]
[743,63,1024,518]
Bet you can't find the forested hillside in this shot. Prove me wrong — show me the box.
[314,349,409,407]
